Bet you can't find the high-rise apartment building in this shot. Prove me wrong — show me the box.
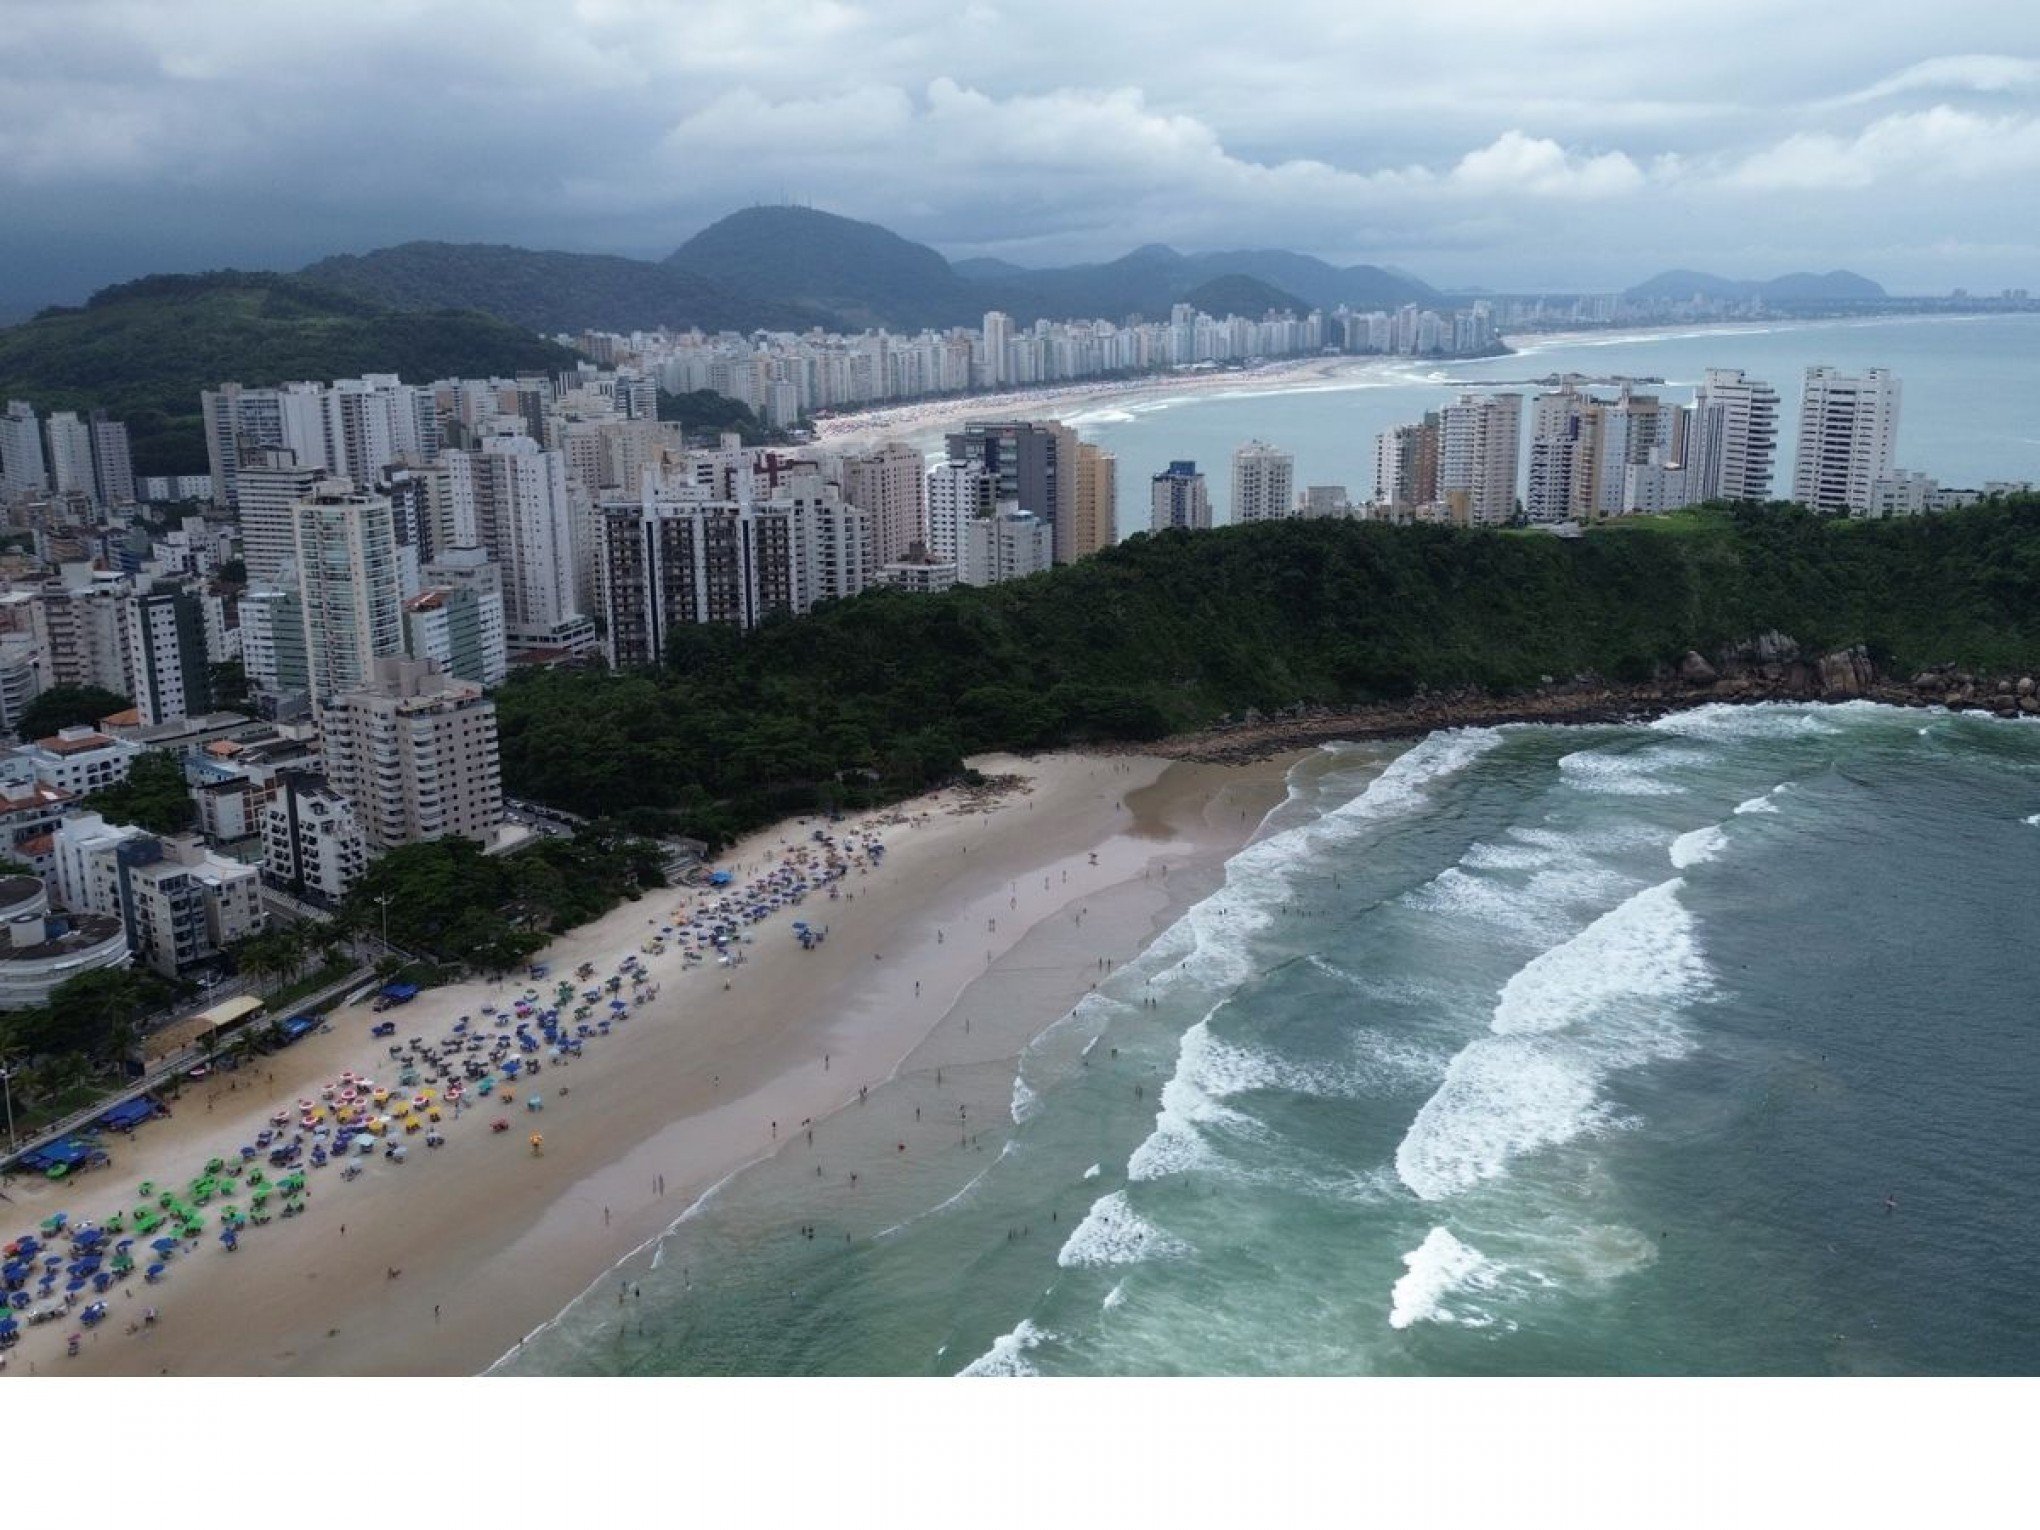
[262,771,370,905]
[123,582,214,726]
[596,466,869,665]
[1438,393,1522,526]
[237,450,326,586]
[43,412,97,501]
[1,401,48,500]
[943,421,1079,562]
[1230,441,1295,525]
[1792,367,1899,515]
[925,460,996,564]
[1373,414,1439,511]
[1150,461,1211,531]
[1688,368,1779,503]
[960,511,1055,587]
[1070,441,1118,558]
[405,547,508,687]
[446,429,582,649]
[318,656,502,850]
[841,441,927,569]
[89,411,137,508]
[289,479,405,711]
[980,312,1014,388]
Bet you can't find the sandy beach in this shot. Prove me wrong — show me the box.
[0,749,1293,1376]
[809,355,1378,453]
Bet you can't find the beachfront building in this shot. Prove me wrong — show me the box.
[52,812,262,977]
[318,656,503,850]
[262,770,370,904]
[1150,461,1211,532]
[1230,441,1295,525]
[924,460,996,565]
[960,510,1055,587]
[1793,366,1900,515]
[839,440,927,570]
[1688,368,1780,503]
[1373,414,1440,513]
[1438,393,1522,526]
[0,873,129,1010]
[289,478,406,713]
[1070,441,1118,558]
[596,459,870,664]
[943,421,1081,563]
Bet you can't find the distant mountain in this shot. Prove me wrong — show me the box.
[1177,274,1312,319]
[300,241,829,335]
[949,256,1032,281]
[1624,268,1888,303]
[955,242,1431,321]
[665,206,990,330]
[0,271,578,475]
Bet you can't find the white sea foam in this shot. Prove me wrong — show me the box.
[1396,879,1708,1201]
[2025,814,2040,827]
[1668,824,1729,868]
[1649,703,1841,741]
[1057,1190,1193,1268]
[1010,1074,1040,1125]
[958,1319,1053,1376]
[1388,1227,1503,1330]
[1082,1162,1101,1180]
[1102,1282,1127,1312]
[1556,747,1694,797]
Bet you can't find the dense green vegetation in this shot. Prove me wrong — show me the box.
[299,242,827,336]
[84,752,198,836]
[334,829,669,978]
[1176,274,1311,318]
[656,388,783,444]
[0,968,179,1076]
[496,500,2040,849]
[0,272,578,475]
[14,684,131,741]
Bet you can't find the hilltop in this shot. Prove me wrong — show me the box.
[300,242,831,336]
[1623,268,1888,304]
[0,272,578,475]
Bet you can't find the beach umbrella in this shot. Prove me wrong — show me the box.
[39,1214,66,1233]
[145,1264,165,1281]
[150,1237,178,1252]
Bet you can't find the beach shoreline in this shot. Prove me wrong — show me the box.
[5,749,1294,1377]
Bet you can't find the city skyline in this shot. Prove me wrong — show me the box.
[2,4,2037,314]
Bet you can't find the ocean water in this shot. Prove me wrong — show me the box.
[1059,312,2040,529]
[500,703,2040,1376]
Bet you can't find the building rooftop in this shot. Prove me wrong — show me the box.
[34,729,120,755]
[0,911,125,964]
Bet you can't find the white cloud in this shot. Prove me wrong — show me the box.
[1724,106,2040,190]
[1448,131,1647,198]
[1828,54,2040,106]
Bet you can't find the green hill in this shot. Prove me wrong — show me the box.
[299,241,831,336]
[1177,274,1310,319]
[665,205,990,330]
[495,499,2040,846]
[0,272,579,475]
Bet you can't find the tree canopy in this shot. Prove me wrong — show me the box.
[16,684,131,741]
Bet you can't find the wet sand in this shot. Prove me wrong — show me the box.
[6,750,1293,1376]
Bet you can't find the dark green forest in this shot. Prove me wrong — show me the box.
[0,273,576,475]
[495,499,2040,849]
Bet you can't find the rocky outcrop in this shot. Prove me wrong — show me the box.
[1678,651,1719,685]
[1816,645,1876,697]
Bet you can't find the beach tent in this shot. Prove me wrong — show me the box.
[96,1097,159,1132]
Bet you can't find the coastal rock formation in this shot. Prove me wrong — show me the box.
[1678,651,1719,685]
[1816,646,1876,697]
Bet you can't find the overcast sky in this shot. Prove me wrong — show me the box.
[3,0,2036,314]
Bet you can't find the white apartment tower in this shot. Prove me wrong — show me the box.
[318,656,503,850]
[42,412,97,501]
[290,479,406,711]
[1792,367,1900,515]
[1438,394,1522,526]
[447,429,581,649]
[1,401,48,500]
[1230,441,1296,525]
[1689,369,1780,503]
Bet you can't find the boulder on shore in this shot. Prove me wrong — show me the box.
[1816,645,1876,697]
[1678,651,1718,685]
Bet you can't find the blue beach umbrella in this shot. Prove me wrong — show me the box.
[150,1236,178,1252]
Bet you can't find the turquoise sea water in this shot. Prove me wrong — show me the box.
[502,703,2040,1376]
[1061,312,2040,529]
